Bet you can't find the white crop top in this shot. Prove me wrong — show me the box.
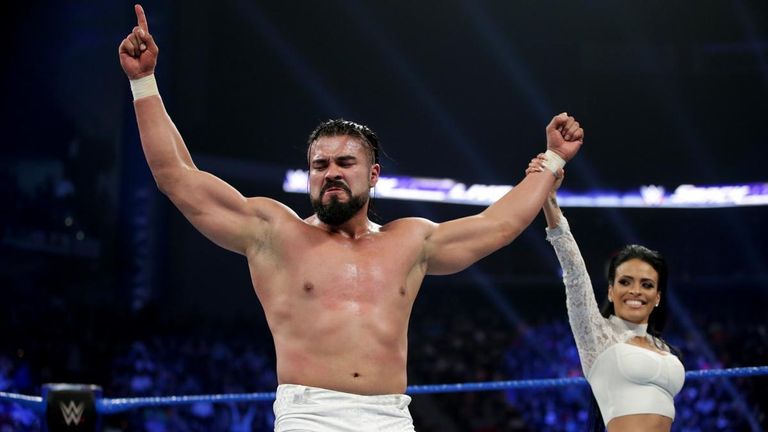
[546,217,685,425]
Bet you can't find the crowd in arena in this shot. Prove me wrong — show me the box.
[2,286,766,431]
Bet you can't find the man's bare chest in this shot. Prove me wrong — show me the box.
[276,232,424,299]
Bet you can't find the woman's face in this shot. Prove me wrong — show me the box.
[608,258,660,325]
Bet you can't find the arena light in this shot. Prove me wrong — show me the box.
[283,170,768,208]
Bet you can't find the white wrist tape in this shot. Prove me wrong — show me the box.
[542,150,566,175]
[130,74,159,100]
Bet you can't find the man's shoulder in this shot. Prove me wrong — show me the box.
[380,217,436,235]
[245,197,302,223]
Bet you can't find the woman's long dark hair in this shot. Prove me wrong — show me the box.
[586,244,679,431]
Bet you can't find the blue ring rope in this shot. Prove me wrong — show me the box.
[2,366,766,415]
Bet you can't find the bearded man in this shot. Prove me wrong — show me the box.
[119,5,584,431]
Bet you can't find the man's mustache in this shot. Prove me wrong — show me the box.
[321,180,351,195]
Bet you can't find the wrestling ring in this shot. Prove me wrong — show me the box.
[1,366,766,430]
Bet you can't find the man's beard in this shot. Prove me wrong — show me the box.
[311,185,368,226]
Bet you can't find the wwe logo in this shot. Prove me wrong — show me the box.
[59,400,85,425]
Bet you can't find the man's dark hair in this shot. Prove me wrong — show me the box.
[307,119,381,165]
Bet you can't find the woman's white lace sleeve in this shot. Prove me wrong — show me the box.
[546,216,614,376]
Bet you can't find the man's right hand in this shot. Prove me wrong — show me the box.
[545,113,583,162]
[119,4,158,80]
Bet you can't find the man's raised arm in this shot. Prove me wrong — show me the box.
[424,113,583,275]
[118,4,295,255]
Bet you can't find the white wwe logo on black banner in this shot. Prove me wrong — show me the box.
[59,401,85,425]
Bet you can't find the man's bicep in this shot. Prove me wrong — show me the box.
[425,214,513,275]
[162,169,292,254]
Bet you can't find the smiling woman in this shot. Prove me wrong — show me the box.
[527,156,685,432]
[604,246,669,345]
[587,246,684,431]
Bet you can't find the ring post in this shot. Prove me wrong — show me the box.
[43,383,102,432]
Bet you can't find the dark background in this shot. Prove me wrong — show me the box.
[2,1,767,430]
